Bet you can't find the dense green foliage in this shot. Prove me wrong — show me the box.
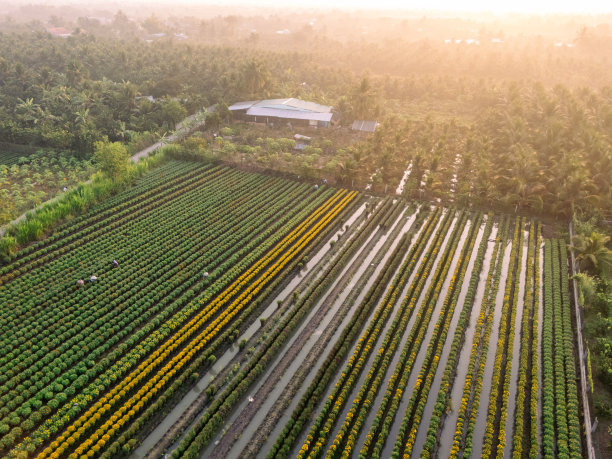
[0,150,94,224]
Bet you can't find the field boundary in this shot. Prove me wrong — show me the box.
[568,222,596,459]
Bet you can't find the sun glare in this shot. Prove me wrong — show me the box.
[217,0,612,14]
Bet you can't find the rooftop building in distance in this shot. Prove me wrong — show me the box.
[229,98,333,128]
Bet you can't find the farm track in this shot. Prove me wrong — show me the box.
[377,212,475,458]
[470,220,514,458]
[269,208,443,459]
[259,206,429,459]
[336,211,466,454]
[393,214,487,457]
[239,206,421,459]
[416,216,494,458]
[294,208,454,458]
[484,218,524,458]
[435,222,498,458]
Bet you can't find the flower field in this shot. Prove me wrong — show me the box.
[0,160,357,457]
[1,160,586,459]
[196,206,584,459]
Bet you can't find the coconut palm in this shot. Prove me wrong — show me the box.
[571,231,612,278]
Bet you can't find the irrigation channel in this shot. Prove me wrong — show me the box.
[128,204,585,459]
[133,200,373,458]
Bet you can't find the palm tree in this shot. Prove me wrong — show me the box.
[352,77,376,120]
[571,231,612,278]
[241,59,272,98]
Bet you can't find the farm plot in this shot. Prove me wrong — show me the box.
[0,160,585,459]
[0,160,357,458]
[0,150,94,225]
[173,208,583,459]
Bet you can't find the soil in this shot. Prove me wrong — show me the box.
[541,224,558,239]
[593,416,612,459]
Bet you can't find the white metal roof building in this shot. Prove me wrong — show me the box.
[351,120,379,133]
[229,98,333,127]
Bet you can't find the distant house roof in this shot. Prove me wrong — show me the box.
[229,98,331,114]
[246,107,332,122]
[351,120,379,132]
[47,27,72,37]
[228,100,259,111]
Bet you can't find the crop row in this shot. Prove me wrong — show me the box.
[1,168,288,448]
[450,216,510,458]
[267,208,435,459]
[354,209,471,459]
[171,196,396,459]
[3,165,343,455]
[0,170,312,448]
[482,217,524,458]
[105,193,364,458]
[330,210,471,458]
[297,208,454,458]
[541,239,581,458]
[0,164,231,310]
[1,165,231,292]
[0,160,212,274]
[559,241,582,457]
[13,181,340,455]
[38,190,357,458]
[419,214,494,458]
[512,222,540,458]
[390,213,485,459]
[542,239,556,456]
[0,168,269,354]
[349,210,471,459]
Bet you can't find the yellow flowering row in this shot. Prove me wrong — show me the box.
[481,217,524,458]
[512,221,538,458]
[38,189,356,458]
[449,216,509,458]
[398,213,483,457]
[297,208,447,459]
[331,210,469,459]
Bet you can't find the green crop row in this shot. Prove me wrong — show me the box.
[512,221,539,458]
[482,217,524,458]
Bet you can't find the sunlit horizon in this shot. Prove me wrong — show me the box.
[137,0,612,15]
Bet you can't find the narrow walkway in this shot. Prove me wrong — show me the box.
[0,108,209,237]
[569,222,596,459]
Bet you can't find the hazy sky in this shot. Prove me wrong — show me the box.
[179,0,612,14]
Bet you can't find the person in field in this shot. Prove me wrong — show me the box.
[90,275,97,282]
[112,259,119,268]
